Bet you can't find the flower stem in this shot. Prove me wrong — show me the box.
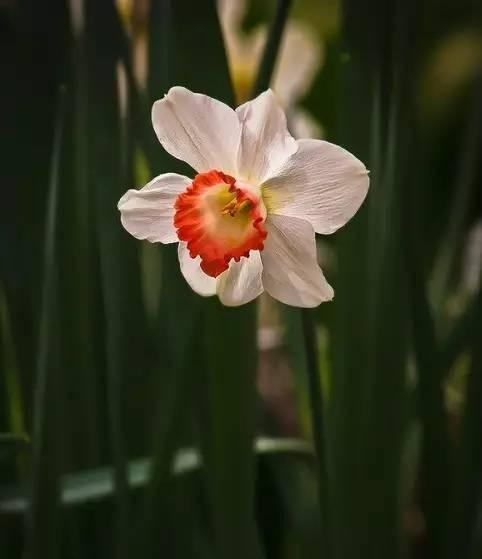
[301,308,331,558]
[252,0,293,96]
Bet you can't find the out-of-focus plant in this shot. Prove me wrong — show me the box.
[218,0,323,138]
[420,30,482,122]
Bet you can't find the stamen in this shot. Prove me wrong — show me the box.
[221,198,251,217]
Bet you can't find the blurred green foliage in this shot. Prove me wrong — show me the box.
[0,0,481,558]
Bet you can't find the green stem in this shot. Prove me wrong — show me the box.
[301,308,331,558]
[252,0,293,96]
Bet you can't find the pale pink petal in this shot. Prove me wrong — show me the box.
[236,89,298,184]
[263,139,369,235]
[261,214,333,307]
[178,242,217,297]
[217,252,263,306]
[118,173,191,243]
[273,22,322,106]
[152,86,241,175]
[217,0,247,33]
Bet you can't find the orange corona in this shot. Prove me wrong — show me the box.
[174,170,267,278]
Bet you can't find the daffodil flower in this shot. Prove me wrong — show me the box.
[118,87,369,307]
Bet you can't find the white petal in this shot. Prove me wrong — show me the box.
[217,252,263,306]
[273,23,322,106]
[263,139,369,235]
[178,242,217,297]
[118,173,191,243]
[152,86,241,174]
[261,215,333,308]
[236,89,298,184]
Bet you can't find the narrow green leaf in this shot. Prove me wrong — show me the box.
[0,286,27,476]
[23,86,66,559]
[263,453,321,559]
[1,0,70,424]
[138,306,203,557]
[84,2,149,556]
[301,309,331,556]
[330,2,416,558]
[62,0,103,469]
[202,300,263,559]
[329,8,385,556]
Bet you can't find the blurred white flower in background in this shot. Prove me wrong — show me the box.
[218,0,324,139]
[421,30,482,121]
[116,0,149,86]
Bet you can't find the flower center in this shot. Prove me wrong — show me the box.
[174,170,267,278]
